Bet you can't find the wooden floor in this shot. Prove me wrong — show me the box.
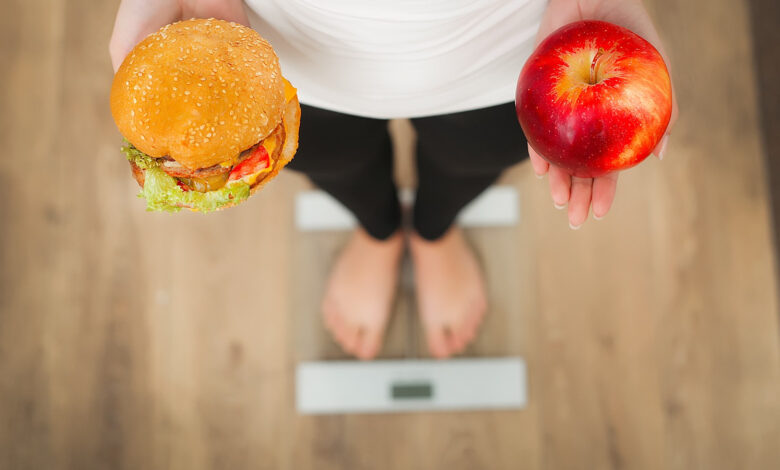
[2,0,779,469]
[749,0,780,259]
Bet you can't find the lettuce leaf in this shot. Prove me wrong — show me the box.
[121,141,250,212]
[121,140,160,170]
[140,167,250,213]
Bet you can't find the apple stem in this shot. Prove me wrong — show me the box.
[590,48,606,84]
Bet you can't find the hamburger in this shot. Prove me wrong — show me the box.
[110,18,300,212]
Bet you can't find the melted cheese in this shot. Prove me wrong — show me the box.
[245,162,273,186]
[262,133,277,157]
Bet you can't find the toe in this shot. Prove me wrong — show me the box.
[322,297,341,330]
[426,325,451,359]
[454,302,486,351]
[339,323,361,354]
[328,313,360,355]
[354,326,382,360]
[466,297,487,328]
[445,326,466,355]
[323,309,339,334]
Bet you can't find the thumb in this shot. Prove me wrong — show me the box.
[109,0,181,72]
[186,0,251,27]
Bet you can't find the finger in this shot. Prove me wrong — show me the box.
[109,0,181,72]
[548,165,572,208]
[186,0,251,26]
[528,145,550,177]
[591,172,619,219]
[652,134,670,160]
[534,0,582,45]
[567,176,593,229]
[668,87,679,129]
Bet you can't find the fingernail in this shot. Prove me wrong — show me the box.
[535,172,544,179]
[569,222,582,230]
[593,213,604,221]
[657,135,669,160]
[554,202,566,210]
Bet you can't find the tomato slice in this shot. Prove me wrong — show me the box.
[228,145,270,182]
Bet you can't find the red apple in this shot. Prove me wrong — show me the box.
[516,20,672,178]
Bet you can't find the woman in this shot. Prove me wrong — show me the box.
[110,0,677,360]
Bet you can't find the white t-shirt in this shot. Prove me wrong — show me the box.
[245,0,545,119]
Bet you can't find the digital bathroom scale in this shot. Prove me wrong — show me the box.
[297,357,527,414]
[293,185,527,414]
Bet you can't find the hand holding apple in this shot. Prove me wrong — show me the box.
[523,0,678,228]
[517,20,672,177]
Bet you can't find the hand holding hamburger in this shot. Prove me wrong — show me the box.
[110,17,300,212]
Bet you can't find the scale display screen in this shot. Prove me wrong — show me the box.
[391,382,433,399]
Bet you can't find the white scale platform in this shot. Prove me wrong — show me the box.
[297,358,527,414]
[295,185,520,231]
[294,186,527,414]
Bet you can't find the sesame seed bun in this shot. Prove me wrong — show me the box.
[110,18,285,170]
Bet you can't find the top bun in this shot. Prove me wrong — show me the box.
[110,18,285,170]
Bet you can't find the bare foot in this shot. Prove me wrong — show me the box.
[322,228,403,360]
[409,227,488,358]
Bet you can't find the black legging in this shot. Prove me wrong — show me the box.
[287,102,529,240]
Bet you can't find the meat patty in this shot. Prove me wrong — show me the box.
[159,123,285,179]
[129,122,286,189]
[159,159,231,178]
